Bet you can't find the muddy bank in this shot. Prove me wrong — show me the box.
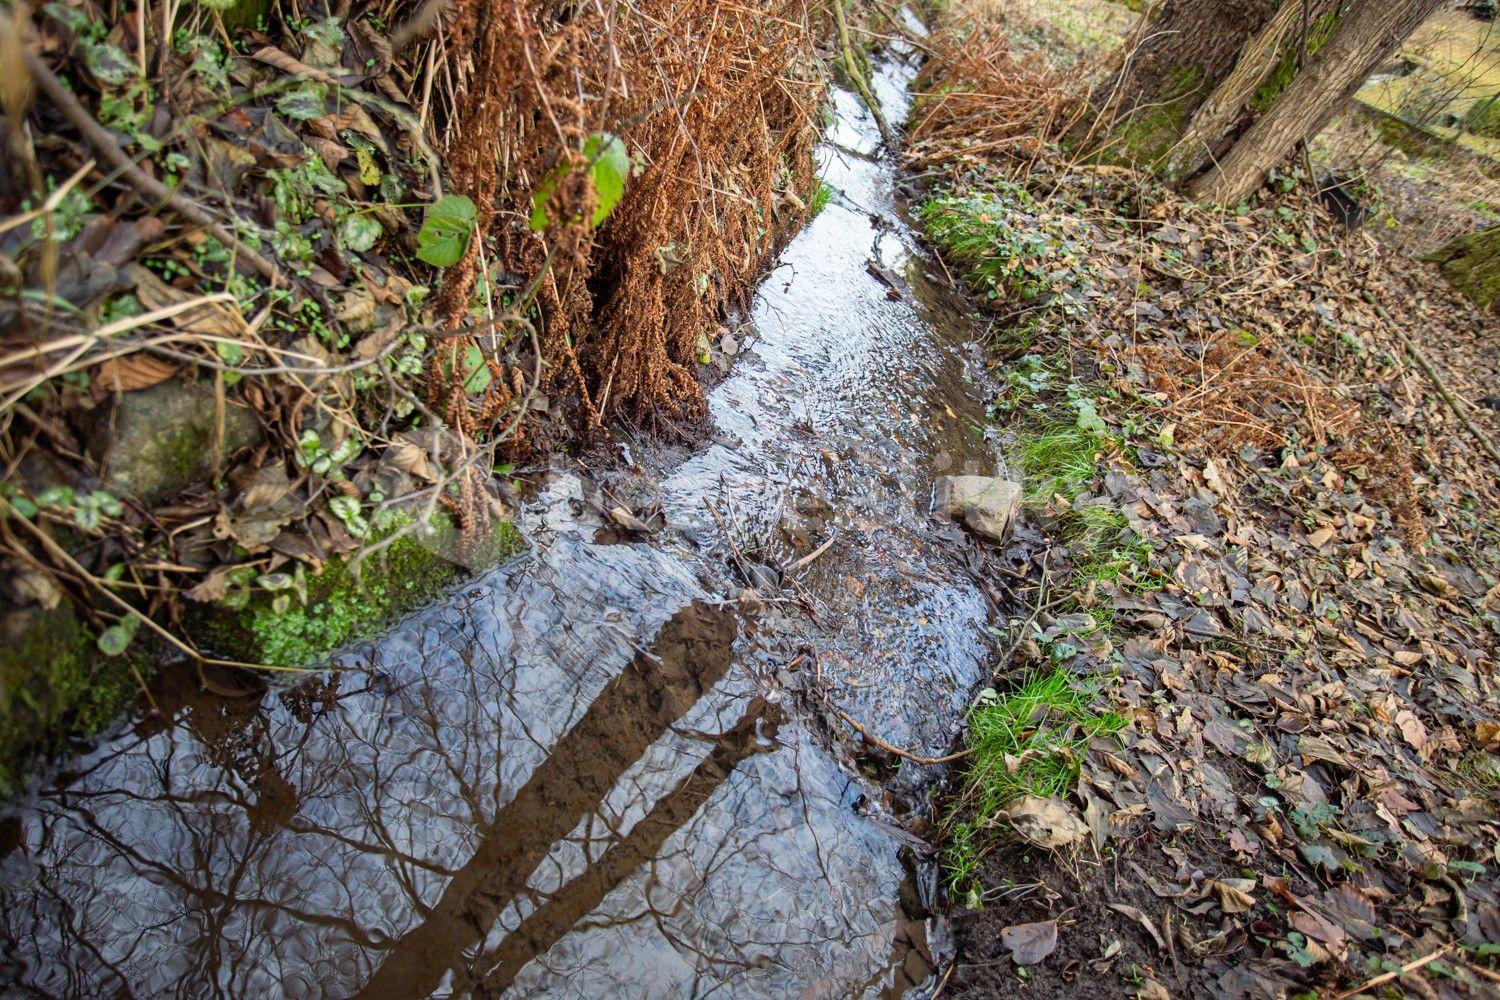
[0,34,1014,997]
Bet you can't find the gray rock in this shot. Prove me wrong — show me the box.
[90,379,261,505]
[935,475,1023,544]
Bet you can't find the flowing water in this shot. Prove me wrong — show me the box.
[0,39,1011,999]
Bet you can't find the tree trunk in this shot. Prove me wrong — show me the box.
[1425,225,1500,311]
[1090,0,1280,165]
[1164,0,1341,180]
[1190,0,1444,203]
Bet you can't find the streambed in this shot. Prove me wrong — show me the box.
[0,37,1012,999]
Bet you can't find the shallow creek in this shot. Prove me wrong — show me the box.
[0,40,1014,999]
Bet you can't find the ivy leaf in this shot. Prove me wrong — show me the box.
[85,42,137,86]
[276,82,328,122]
[416,194,477,267]
[328,495,370,538]
[441,343,491,394]
[341,213,382,253]
[585,132,629,226]
[97,614,141,657]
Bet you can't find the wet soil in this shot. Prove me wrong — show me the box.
[0,34,1011,1000]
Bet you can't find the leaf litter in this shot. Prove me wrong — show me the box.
[914,2,1500,997]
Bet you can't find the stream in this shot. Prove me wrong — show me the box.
[0,34,1013,999]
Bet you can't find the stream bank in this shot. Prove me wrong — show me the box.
[1,31,1010,998]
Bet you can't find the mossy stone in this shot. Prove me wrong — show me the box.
[1425,224,1500,310]
[0,603,143,799]
[90,379,261,505]
[199,514,528,669]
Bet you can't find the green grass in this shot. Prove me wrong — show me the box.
[943,668,1126,893]
[919,188,1064,305]
[810,180,834,217]
[1015,426,1103,504]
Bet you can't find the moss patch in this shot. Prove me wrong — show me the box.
[1107,64,1206,168]
[201,514,527,668]
[0,604,143,799]
[1250,10,1341,113]
[1425,224,1500,310]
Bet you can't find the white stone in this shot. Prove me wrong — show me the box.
[935,475,1023,544]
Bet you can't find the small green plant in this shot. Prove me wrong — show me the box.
[417,194,478,266]
[943,668,1126,893]
[529,131,632,232]
[810,180,834,216]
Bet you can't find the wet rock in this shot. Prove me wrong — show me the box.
[89,379,261,505]
[935,475,1023,544]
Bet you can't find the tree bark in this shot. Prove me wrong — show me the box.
[1190,0,1444,203]
[1425,225,1500,311]
[1164,0,1340,180]
[1090,0,1280,164]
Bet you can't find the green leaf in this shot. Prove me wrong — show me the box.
[276,83,328,121]
[97,614,140,657]
[328,495,369,537]
[8,496,38,519]
[585,132,629,226]
[441,343,491,394]
[341,214,382,253]
[85,42,137,86]
[528,132,630,232]
[416,194,477,267]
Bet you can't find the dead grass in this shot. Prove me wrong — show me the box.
[430,0,825,435]
[908,15,1085,176]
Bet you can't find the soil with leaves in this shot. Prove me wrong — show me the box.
[911,11,1500,1000]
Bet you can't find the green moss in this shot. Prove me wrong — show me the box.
[162,422,212,482]
[202,513,527,668]
[1109,64,1206,167]
[1425,224,1500,310]
[1463,94,1500,139]
[1251,11,1341,113]
[0,604,143,799]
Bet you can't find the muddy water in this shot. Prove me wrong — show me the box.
[0,42,1005,1000]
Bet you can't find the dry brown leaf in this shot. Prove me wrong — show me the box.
[1211,878,1256,914]
[1394,709,1428,750]
[1001,920,1058,965]
[1002,795,1089,850]
[94,354,181,393]
[1477,722,1500,752]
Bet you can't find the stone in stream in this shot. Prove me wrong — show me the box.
[935,475,1023,544]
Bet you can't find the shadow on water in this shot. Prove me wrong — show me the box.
[1,24,992,998]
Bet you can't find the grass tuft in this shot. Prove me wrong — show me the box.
[943,668,1125,894]
[1015,426,1102,503]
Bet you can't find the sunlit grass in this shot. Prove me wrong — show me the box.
[943,668,1125,894]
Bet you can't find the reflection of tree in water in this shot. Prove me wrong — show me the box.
[1,562,915,998]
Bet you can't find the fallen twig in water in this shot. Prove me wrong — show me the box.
[834,706,972,766]
[788,531,838,573]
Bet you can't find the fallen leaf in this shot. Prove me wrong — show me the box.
[1001,795,1089,849]
[1211,878,1256,914]
[1108,902,1167,949]
[1477,722,1500,752]
[1001,920,1058,965]
[1394,709,1428,750]
[94,354,181,393]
